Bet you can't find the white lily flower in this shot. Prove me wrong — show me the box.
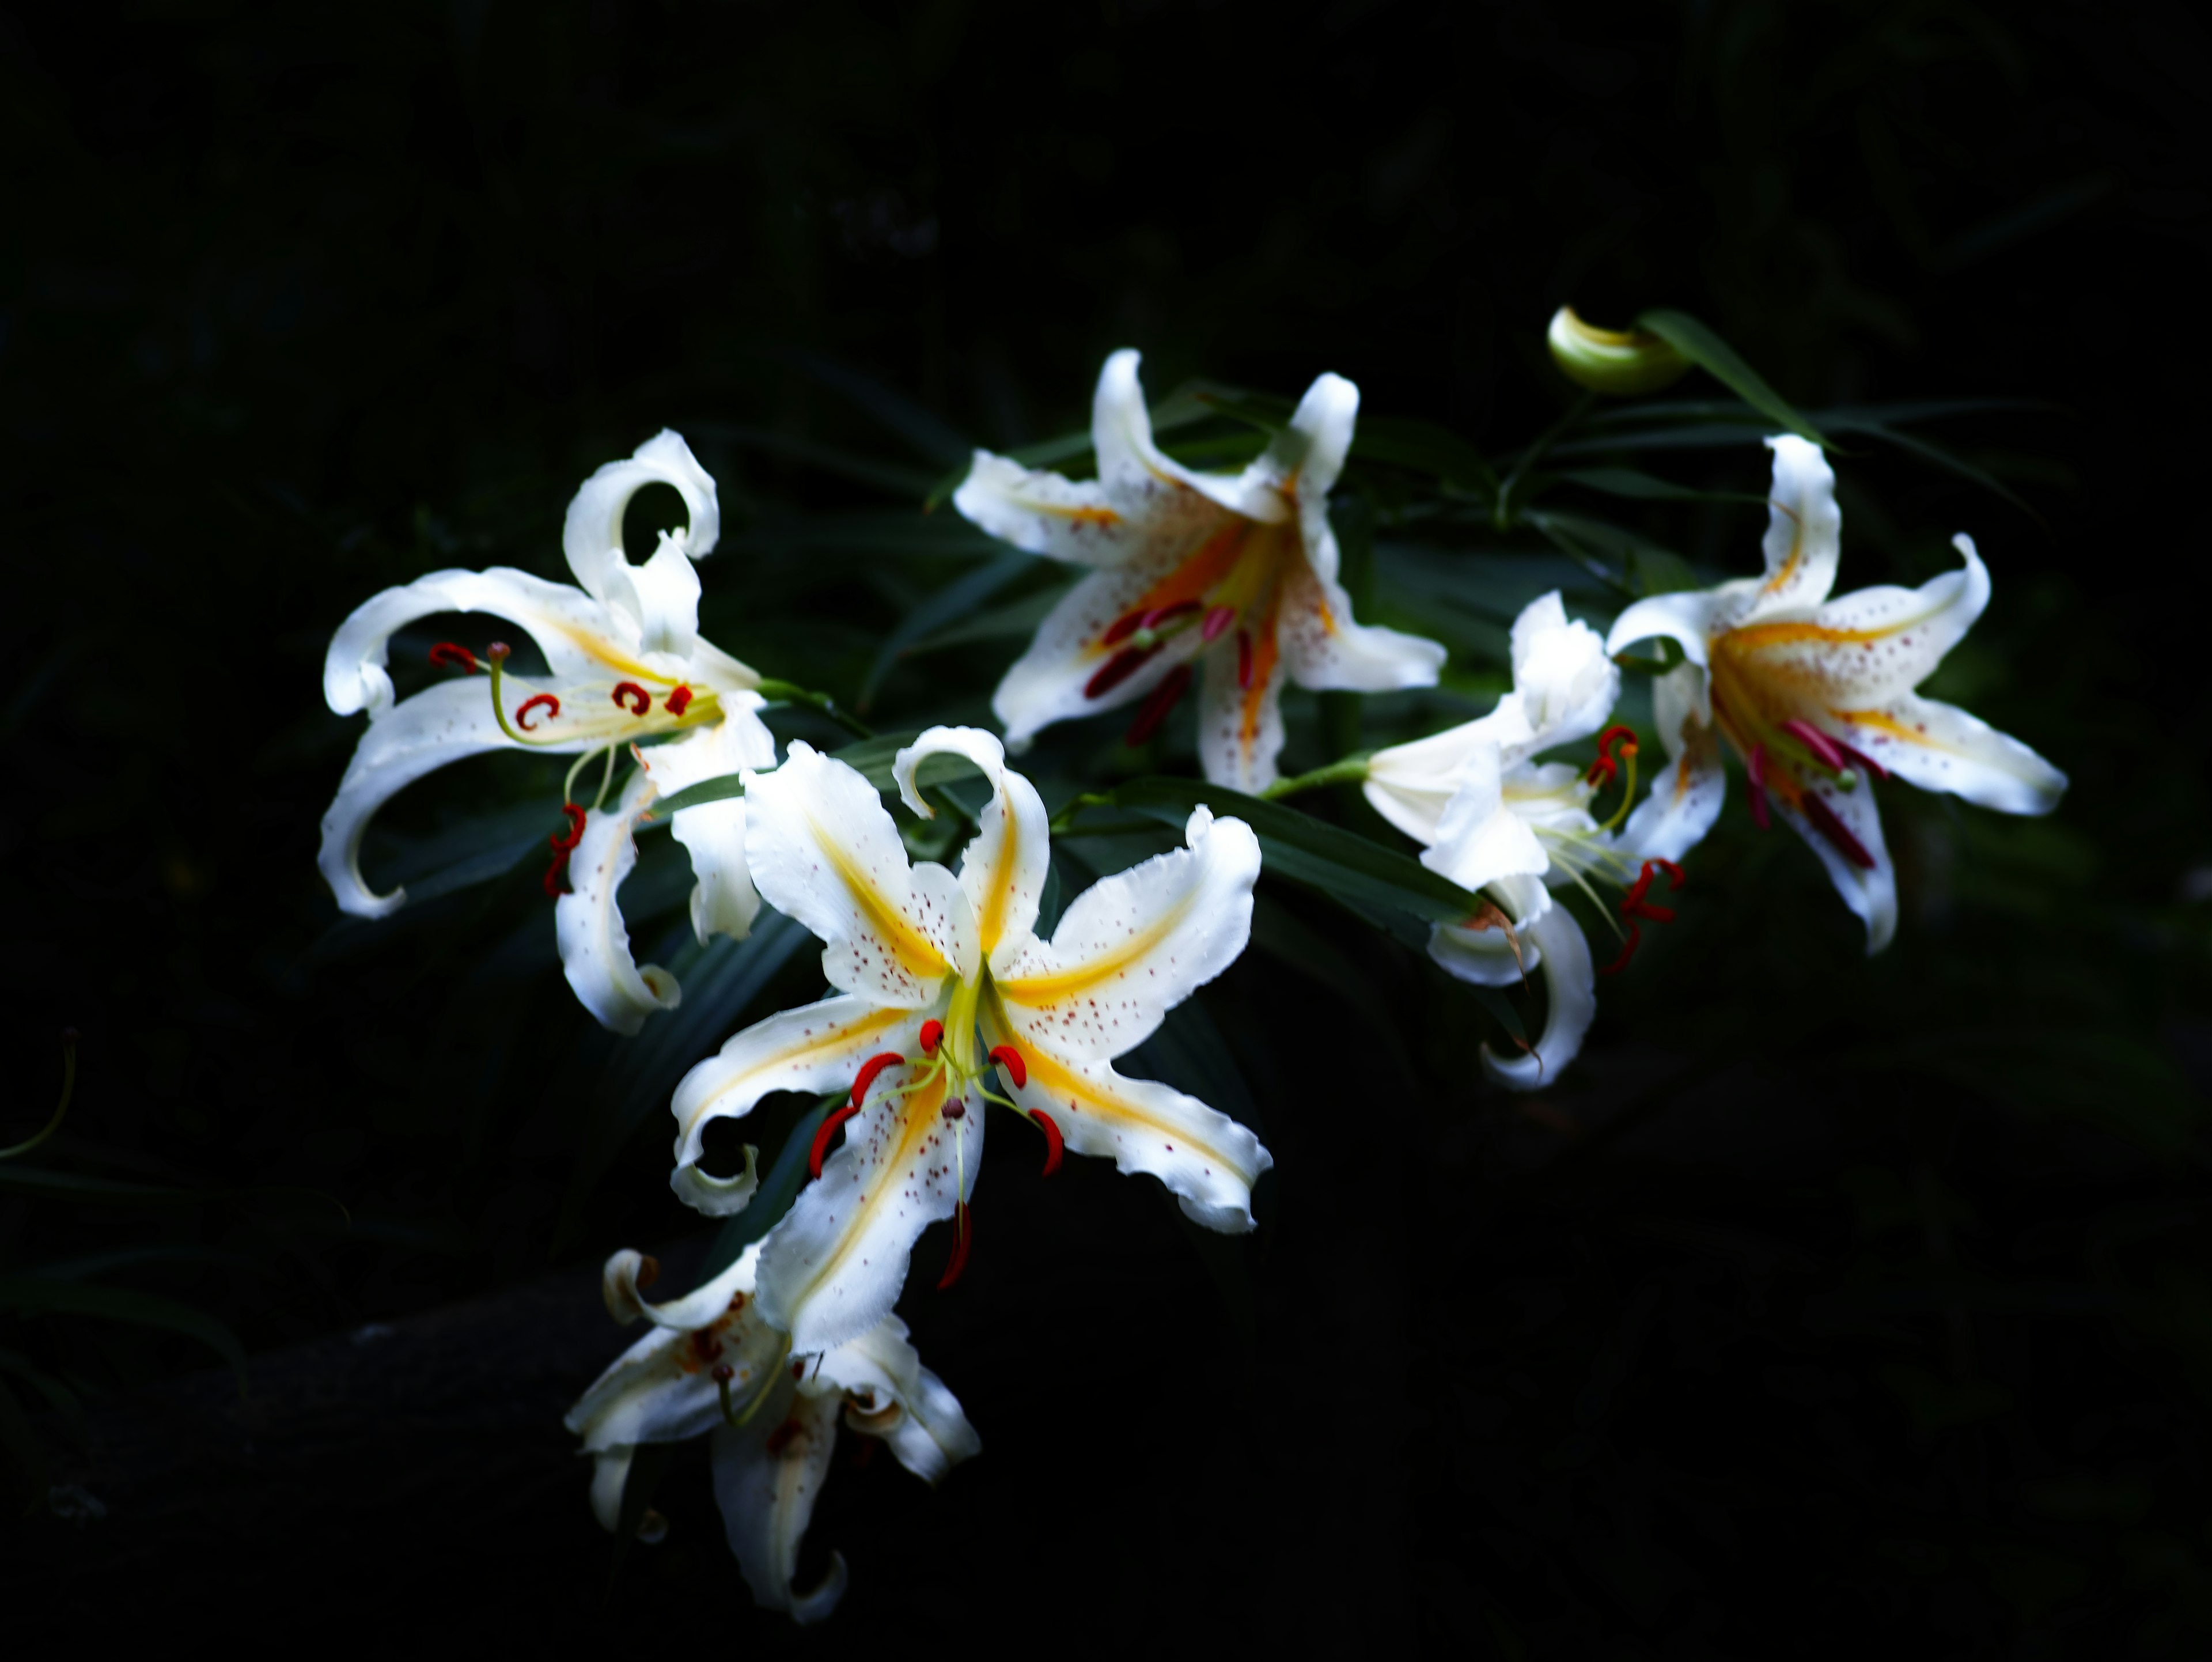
[567,1241,979,1624]
[319,431,776,1032]
[1365,593,1660,1090]
[1606,436,2067,952]
[665,725,1270,1354]
[954,350,1446,792]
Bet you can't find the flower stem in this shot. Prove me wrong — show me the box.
[1048,790,1118,833]
[1260,755,1373,801]
[1494,389,1595,528]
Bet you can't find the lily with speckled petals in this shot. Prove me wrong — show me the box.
[954,350,1446,792]
[567,1241,978,1624]
[319,431,775,1033]
[1607,436,2066,951]
[663,725,1270,1355]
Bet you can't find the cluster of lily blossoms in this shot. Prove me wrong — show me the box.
[316,349,2065,1620]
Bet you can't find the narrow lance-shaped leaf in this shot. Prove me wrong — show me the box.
[0,1277,249,1395]
[1634,310,1827,448]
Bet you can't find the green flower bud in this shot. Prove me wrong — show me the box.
[1546,306,1690,396]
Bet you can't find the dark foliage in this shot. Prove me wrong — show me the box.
[2,0,2207,1651]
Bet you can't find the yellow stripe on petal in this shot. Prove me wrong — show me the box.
[993,902,1185,1008]
[813,817,953,983]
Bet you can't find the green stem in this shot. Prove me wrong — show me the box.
[1494,389,1595,529]
[1260,755,1373,801]
[1048,790,1118,833]
[754,679,873,740]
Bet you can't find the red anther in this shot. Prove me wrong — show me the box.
[428,642,479,673]
[612,681,652,716]
[551,802,588,851]
[1599,922,1643,977]
[1141,600,1200,633]
[1031,1108,1063,1176]
[848,1051,907,1109]
[1587,724,1639,785]
[665,684,694,717]
[515,692,560,731]
[1085,645,1158,700]
[542,849,571,899]
[808,1103,859,1179]
[1626,899,1676,924]
[1781,717,1847,773]
[1585,755,1618,786]
[1622,866,1655,911]
[1747,743,1772,830]
[1100,607,1149,648]
[935,1201,971,1291]
[1832,736,1889,782]
[988,1044,1028,1089]
[1653,858,1684,888]
[1122,662,1192,747]
[764,1418,802,1457]
[1801,792,1877,870]
[1201,604,1237,643]
[1236,630,1253,690]
[919,1020,944,1055]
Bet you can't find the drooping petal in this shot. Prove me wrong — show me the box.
[992,805,1260,1060]
[562,430,723,656]
[711,1382,849,1625]
[323,565,645,719]
[668,993,932,1217]
[1275,558,1448,695]
[1505,591,1619,755]
[1195,612,1289,792]
[638,704,778,945]
[317,677,576,918]
[755,1071,980,1355]
[1742,434,1843,620]
[1421,744,1554,895]
[1605,590,1730,687]
[811,1316,982,1486]
[1774,773,1898,955]
[985,997,1270,1232]
[1730,532,1993,711]
[744,741,978,1003]
[1090,349,1293,524]
[893,727,1051,963]
[556,767,682,1036]
[1474,903,1597,1091]
[589,1449,635,1532]
[1424,910,1536,987]
[566,1247,785,1454]
[1827,691,2066,815]
[1617,661,1728,862]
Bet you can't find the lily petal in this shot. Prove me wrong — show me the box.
[711,1384,849,1625]
[953,449,1204,570]
[669,993,931,1217]
[1775,773,1897,954]
[1363,705,1529,846]
[1092,349,1292,524]
[1736,533,1993,709]
[990,559,1210,749]
[893,727,1051,964]
[562,429,722,656]
[993,805,1260,1060]
[745,741,979,1002]
[1744,434,1843,620]
[986,1000,1271,1231]
[1605,589,1729,691]
[1617,661,1728,862]
[755,1071,980,1355]
[317,676,576,918]
[1506,592,1619,755]
[1475,903,1596,1091]
[638,706,777,946]
[810,1315,981,1486]
[1828,691,2066,815]
[323,564,646,720]
[1275,558,1448,694]
[556,767,683,1036]
[1196,616,1290,792]
[1421,744,1554,895]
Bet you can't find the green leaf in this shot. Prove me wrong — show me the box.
[903,583,1068,654]
[0,1277,249,1394]
[1100,778,1480,926]
[858,552,1033,710]
[1552,466,1767,505]
[684,421,938,497]
[1350,415,1499,494]
[1634,310,1827,448]
[1819,413,2044,524]
[652,732,921,818]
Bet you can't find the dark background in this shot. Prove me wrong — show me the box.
[4,0,2210,1652]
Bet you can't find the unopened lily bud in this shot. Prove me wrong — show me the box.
[1547,306,1690,396]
